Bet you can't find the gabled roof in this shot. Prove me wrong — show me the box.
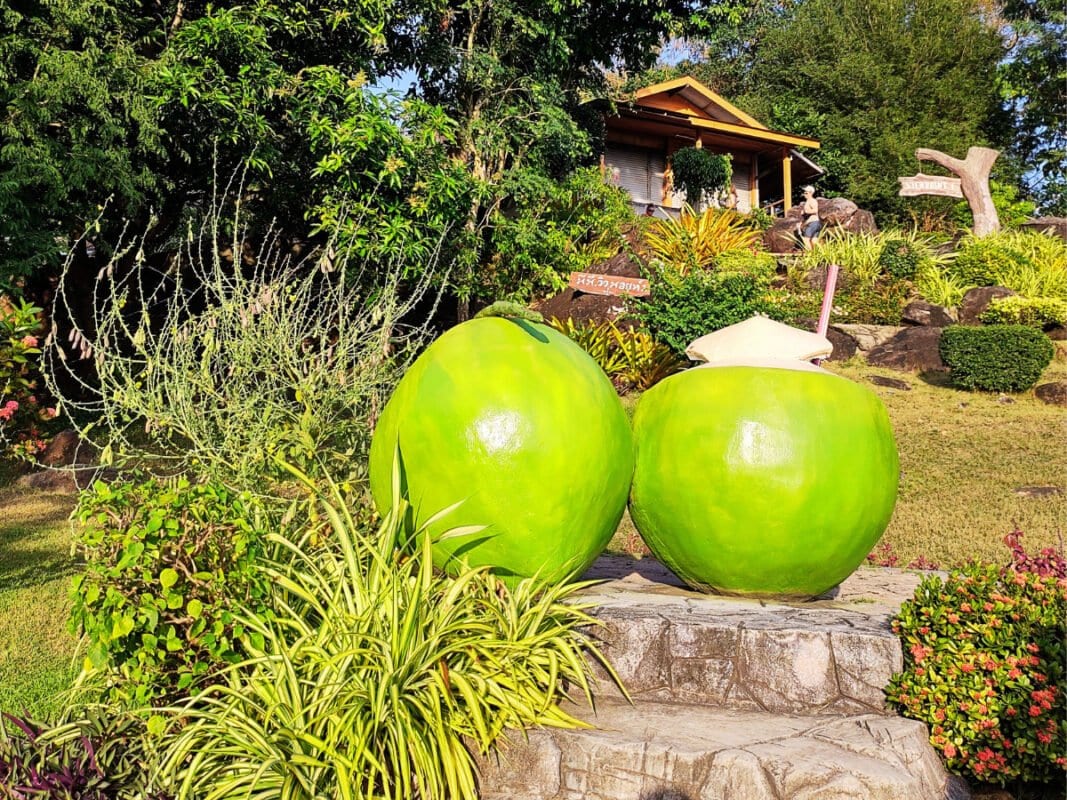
[625,76,820,151]
[634,77,769,130]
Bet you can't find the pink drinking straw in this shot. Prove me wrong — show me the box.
[813,263,840,364]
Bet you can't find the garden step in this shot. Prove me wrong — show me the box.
[477,697,968,800]
[576,556,928,716]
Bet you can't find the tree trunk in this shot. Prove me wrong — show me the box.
[915,147,1000,236]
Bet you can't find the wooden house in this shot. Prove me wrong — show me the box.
[596,77,823,216]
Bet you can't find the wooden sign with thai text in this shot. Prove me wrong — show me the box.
[568,272,650,297]
[898,173,964,198]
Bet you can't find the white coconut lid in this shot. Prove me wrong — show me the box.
[685,315,833,364]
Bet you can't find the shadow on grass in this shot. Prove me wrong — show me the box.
[0,493,79,594]
[0,529,80,594]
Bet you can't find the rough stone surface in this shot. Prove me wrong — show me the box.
[1019,216,1067,240]
[478,700,960,800]
[818,197,859,227]
[577,556,920,715]
[832,324,903,353]
[1045,324,1066,341]
[825,327,858,361]
[958,286,1015,325]
[765,216,802,253]
[1035,381,1067,406]
[1013,485,1063,498]
[869,375,911,391]
[477,556,966,800]
[902,301,955,328]
[865,326,946,372]
[844,208,878,235]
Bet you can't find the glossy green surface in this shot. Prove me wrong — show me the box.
[629,365,899,598]
[369,317,634,584]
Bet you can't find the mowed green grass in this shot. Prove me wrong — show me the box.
[831,351,1066,567]
[612,347,1067,568]
[0,488,78,718]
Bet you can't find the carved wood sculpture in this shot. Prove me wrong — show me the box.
[915,146,1000,236]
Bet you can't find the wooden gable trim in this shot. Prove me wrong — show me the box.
[690,117,820,150]
[634,77,769,131]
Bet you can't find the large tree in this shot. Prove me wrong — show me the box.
[998,0,1066,214]
[746,0,1007,218]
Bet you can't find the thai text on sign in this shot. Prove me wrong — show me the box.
[898,173,964,198]
[568,272,650,297]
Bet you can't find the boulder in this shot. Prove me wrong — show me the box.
[958,286,1015,325]
[1019,217,1067,241]
[765,217,801,253]
[534,227,643,327]
[1045,324,1066,341]
[1034,381,1067,406]
[902,300,955,328]
[869,375,911,391]
[37,429,96,467]
[844,208,878,235]
[825,327,857,362]
[818,197,859,227]
[832,324,904,353]
[865,327,946,372]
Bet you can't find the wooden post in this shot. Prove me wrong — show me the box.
[749,157,759,212]
[782,150,793,212]
[915,147,1000,236]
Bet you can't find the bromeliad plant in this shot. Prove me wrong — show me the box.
[151,463,616,800]
[548,318,684,393]
[643,207,762,275]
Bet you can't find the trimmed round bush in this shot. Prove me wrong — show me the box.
[939,324,1054,392]
[878,239,920,281]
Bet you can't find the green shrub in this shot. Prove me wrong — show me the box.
[670,147,731,207]
[837,278,911,325]
[47,197,439,498]
[634,269,770,355]
[70,477,272,705]
[886,563,1066,785]
[548,317,684,392]
[643,207,764,275]
[713,248,778,281]
[939,325,1054,392]
[951,236,1033,287]
[981,296,1067,328]
[152,472,612,799]
[878,238,921,280]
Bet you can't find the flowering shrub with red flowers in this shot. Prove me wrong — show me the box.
[886,539,1067,786]
[0,298,58,459]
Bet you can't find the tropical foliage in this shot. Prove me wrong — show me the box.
[644,207,764,275]
[151,471,612,799]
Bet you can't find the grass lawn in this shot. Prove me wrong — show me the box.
[0,486,78,718]
[1,349,1064,717]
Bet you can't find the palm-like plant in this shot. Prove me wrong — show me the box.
[643,206,763,275]
[153,462,614,800]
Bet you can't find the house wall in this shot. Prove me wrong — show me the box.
[605,141,755,214]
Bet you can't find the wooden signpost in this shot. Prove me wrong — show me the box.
[898,173,963,198]
[899,146,1001,236]
[568,271,650,297]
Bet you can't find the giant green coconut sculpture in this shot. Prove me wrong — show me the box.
[629,317,899,599]
[369,309,634,584]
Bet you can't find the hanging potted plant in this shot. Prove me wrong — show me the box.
[670,147,732,211]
